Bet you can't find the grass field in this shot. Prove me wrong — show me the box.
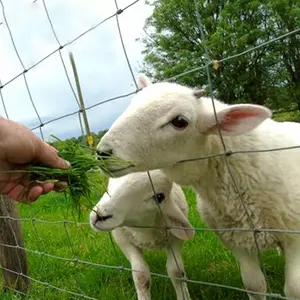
[0,177,285,300]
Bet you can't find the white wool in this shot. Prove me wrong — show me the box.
[96,74,300,300]
[90,170,194,300]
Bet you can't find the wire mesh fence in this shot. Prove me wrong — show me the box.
[0,0,300,299]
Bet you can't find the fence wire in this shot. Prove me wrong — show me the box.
[0,0,299,299]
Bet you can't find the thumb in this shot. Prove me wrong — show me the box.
[36,141,71,169]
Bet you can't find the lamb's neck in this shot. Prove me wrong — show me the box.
[166,129,265,195]
[193,131,270,206]
[126,212,165,234]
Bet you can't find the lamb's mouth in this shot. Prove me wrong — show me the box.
[95,214,113,222]
[100,165,135,177]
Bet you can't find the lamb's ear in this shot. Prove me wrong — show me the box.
[165,200,195,241]
[205,104,272,136]
[137,74,152,89]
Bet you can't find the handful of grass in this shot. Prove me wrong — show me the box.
[23,53,129,214]
[25,136,128,214]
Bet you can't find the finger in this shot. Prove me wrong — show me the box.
[0,181,20,196]
[21,183,53,203]
[44,141,58,153]
[27,186,44,202]
[40,182,55,194]
[7,184,29,203]
[54,181,68,192]
[36,141,71,170]
[8,183,43,203]
[14,180,54,202]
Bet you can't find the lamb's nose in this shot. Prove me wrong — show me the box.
[96,150,113,160]
[95,214,113,222]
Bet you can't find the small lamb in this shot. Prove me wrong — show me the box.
[96,74,300,300]
[89,169,194,300]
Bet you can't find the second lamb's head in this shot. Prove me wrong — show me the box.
[89,169,194,240]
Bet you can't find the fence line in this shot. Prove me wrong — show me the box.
[167,27,300,82]
[0,0,140,89]
[1,215,300,235]
[0,242,295,299]
[0,0,300,299]
[29,91,137,132]
[193,2,295,297]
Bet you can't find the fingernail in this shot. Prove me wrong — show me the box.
[54,181,68,192]
[30,195,38,202]
[64,160,71,168]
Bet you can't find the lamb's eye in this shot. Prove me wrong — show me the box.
[171,116,189,130]
[154,193,165,203]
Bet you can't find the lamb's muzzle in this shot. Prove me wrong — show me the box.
[95,214,113,222]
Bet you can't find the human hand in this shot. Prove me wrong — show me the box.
[0,117,70,203]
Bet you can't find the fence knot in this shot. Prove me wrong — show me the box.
[268,293,284,299]
[40,123,44,127]
[116,9,123,15]
[59,45,64,50]
[24,69,28,73]
[224,151,233,157]
[180,275,188,283]
[118,265,124,271]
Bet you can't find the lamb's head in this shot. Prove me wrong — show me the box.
[97,74,272,178]
[89,169,194,240]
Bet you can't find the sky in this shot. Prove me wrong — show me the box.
[0,0,154,141]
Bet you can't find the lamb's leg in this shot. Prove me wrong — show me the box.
[117,242,151,300]
[283,240,300,299]
[233,250,266,300]
[165,239,191,300]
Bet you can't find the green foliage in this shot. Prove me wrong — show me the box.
[272,109,300,122]
[27,137,102,216]
[140,0,300,110]
[19,136,129,218]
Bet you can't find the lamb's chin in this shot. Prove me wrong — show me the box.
[92,224,115,232]
[101,165,135,178]
[162,166,191,185]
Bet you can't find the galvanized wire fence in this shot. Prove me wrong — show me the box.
[0,0,300,299]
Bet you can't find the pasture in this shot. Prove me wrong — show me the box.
[0,178,285,300]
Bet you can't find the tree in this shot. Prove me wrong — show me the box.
[268,0,300,109]
[140,0,300,110]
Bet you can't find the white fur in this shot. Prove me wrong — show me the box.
[97,74,300,300]
[90,170,194,300]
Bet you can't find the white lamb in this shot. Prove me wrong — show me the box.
[96,74,300,300]
[89,169,194,300]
